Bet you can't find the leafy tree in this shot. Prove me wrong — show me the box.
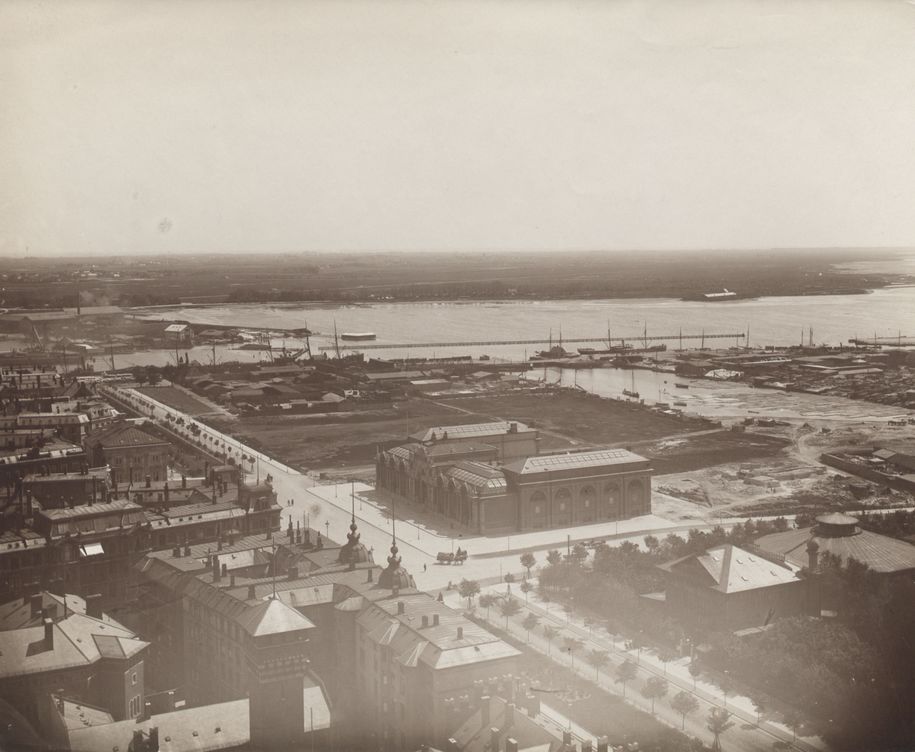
[500,597,522,628]
[479,593,497,619]
[706,708,734,752]
[752,699,765,726]
[570,543,588,564]
[784,710,802,742]
[520,552,536,577]
[688,661,701,689]
[519,580,533,602]
[616,659,637,698]
[585,648,610,680]
[522,612,539,641]
[542,625,559,656]
[504,572,516,584]
[546,549,562,566]
[671,691,699,730]
[641,676,668,714]
[458,579,480,609]
[658,646,677,675]
[562,636,584,670]
[644,534,660,554]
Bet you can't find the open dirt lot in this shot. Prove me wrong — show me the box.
[211,389,791,476]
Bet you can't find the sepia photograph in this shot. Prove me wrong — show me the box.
[2,1,915,750]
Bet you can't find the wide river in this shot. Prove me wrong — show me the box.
[123,286,914,423]
[134,284,915,358]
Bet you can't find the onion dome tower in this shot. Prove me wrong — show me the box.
[377,493,415,590]
[338,483,372,566]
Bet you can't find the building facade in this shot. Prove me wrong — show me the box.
[377,422,652,534]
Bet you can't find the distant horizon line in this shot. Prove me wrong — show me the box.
[0,246,912,262]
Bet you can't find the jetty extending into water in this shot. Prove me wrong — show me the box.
[320,331,745,351]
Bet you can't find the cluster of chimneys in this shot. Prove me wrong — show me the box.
[443,698,608,752]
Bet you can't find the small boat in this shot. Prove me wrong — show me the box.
[340,332,376,341]
[674,401,687,407]
[622,389,639,398]
[674,383,689,389]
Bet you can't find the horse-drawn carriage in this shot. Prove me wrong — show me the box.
[436,548,467,565]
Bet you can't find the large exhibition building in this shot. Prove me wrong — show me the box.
[376,421,652,534]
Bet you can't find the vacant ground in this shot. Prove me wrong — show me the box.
[136,385,222,417]
[210,389,791,478]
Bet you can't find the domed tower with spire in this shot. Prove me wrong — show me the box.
[377,493,414,590]
[338,484,372,566]
[378,539,415,590]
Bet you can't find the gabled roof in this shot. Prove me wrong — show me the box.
[86,421,167,449]
[660,544,801,594]
[503,448,648,475]
[0,606,148,680]
[451,695,560,752]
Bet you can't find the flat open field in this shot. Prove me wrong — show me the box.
[213,389,789,475]
[136,385,222,416]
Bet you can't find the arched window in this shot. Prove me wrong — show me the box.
[603,483,621,519]
[578,485,596,523]
[529,491,548,529]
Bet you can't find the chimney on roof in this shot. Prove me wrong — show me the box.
[581,740,593,752]
[367,569,374,583]
[86,593,102,619]
[148,727,159,751]
[166,691,175,712]
[248,584,256,600]
[163,482,169,504]
[421,615,428,628]
[433,614,439,626]
[145,475,151,488]
[490,727,501,750]
[212,555,221,581]
[181,474,187,489]
[457,626,463,640]
[509,422,518,433]
[480,696,490,727]
[392,585,399,598]
[43,617,53,649]
[30,593,43,618]
[183,542,191,556]
[44,603,58,622]
[288,564,299,581]
[230,574,236,587]
[562,731,572,747]
[505,702,515,728]
[596,737,609,752]
[396,601,405,615]
[505,739,519,752]
[221,563,228,578]
[144,701,152,722]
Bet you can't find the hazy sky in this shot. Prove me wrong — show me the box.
[3,0,915,257]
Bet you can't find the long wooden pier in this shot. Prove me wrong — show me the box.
[320,332,744,351]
